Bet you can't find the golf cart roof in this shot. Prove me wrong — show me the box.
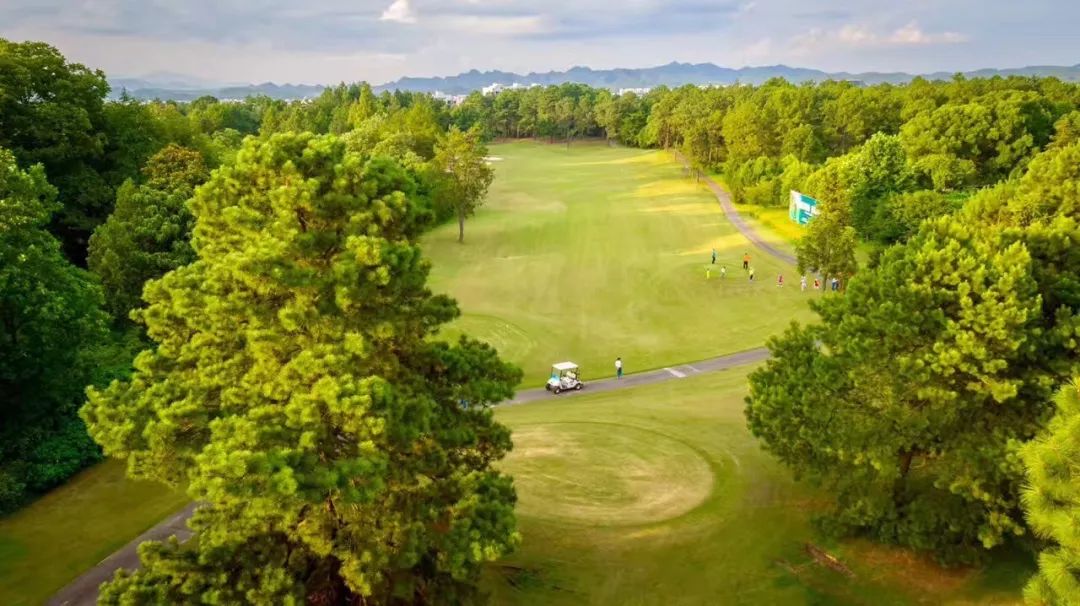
[552,362,578,371]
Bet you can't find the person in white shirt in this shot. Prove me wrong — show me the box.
[615,357,623,379]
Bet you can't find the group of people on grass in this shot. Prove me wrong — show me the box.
[708,248,841,291]
[614,249,843,382]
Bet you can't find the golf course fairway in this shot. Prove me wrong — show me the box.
[424,141,814,386]
[486,368,1031,605]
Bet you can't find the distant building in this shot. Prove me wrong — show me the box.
[481,82,538,96]
[616,87,651,96]
[432,91,468,105]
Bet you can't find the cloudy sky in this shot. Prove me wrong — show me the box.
[2,0,1077,85]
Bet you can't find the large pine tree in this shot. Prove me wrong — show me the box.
[748,215,1070,562]
[82,133,522,604]
[1021,381,1080,605]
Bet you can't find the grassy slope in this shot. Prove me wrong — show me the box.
[740,205,808,245]
[425,141,815,387]
[703,172,807,247]
[486,369,1030,605]
[0,459,187,606]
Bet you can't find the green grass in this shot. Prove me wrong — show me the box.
[0,459,187,606]
[425,142,815,386]
[485,368,1030,605]
[739,204,808,245]
[702,171,806,247]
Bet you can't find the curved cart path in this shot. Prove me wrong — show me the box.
[49,347,769,606]
[673,151,798,266]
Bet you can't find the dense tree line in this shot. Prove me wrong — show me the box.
[0,148,110,510]
[0,41,242,512]
[0,40,492,517]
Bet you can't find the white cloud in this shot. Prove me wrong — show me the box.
[888,21,968,45]
[739,37,773,62]
[440,14,549,35]
[793,20,968,53]
[380,0,417,24]
[837,25,874,45]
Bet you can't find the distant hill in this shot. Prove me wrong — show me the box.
[374,61,1080,93]
[373,63,836,94]
[109,79,326,101]
[110,62,1080,101]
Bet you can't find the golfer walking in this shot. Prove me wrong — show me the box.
[711,248,717,264]
[615,357,623,379]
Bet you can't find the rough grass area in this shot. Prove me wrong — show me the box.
[739,204,808,245]
[486,368,1032,605]
[0,459,187,606]
[425,141,815,386]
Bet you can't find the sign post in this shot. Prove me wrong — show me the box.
[789,191,820,225]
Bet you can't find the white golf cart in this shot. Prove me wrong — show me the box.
[546,361,584,394]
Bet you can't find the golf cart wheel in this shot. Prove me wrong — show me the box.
[554,387,562,395]
[575,383,583,390]
[545,384,551,391]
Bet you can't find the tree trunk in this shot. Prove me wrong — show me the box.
[458,208,465,244]
[899,450,915,478]
[893,449,916,508]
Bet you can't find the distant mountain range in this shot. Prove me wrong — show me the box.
[109,62,1080,101]
[111,76,324,101]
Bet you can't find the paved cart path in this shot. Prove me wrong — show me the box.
[673,151,799,266]
[504,347,769,406]
[48,346,769,606]
[47,503,197,606]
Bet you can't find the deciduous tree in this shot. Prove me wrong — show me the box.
[795,209,857,292]
[434,126,495,244]
[87,145,207,320]
[0,39,113,258]
[0,148,108,511]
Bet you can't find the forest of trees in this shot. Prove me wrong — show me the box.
[4,37,1080,603]
[0,40,493,517]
